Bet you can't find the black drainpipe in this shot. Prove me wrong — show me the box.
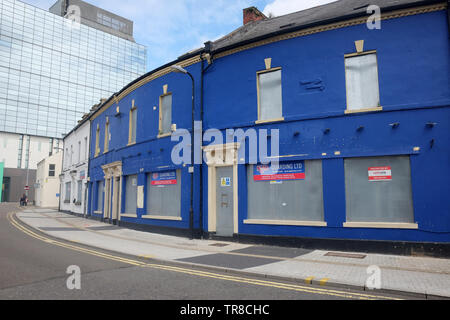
[199,41,213,239]
[447,0,450,37]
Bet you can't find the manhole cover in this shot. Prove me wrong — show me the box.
[209,243,229,247]
[324,252,366,259]
[176,243,197,246]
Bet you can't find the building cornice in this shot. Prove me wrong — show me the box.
[214,2,447,60]
[90,55,202,121]
[84,2,446,123]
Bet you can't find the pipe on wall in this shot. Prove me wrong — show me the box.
[199,41,214,238]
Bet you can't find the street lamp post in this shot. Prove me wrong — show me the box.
[170,65,195,240]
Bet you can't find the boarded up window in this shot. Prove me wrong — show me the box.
[147,169,181,217]
[97,181,104,211]
[247,160,324,221]
[258,69,282,121]
[124,174,137,214]
[159,94,172,135]
[345,53,380,111]
[344,156,414,223]
[129,108,137,144]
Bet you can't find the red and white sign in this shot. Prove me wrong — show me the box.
[24,186,30,190]
[368,166,392,181]
[151,171,177,186]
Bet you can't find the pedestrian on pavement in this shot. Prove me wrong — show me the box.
[20,193,28,206]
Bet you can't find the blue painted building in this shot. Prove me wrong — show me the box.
[87,0,450,255]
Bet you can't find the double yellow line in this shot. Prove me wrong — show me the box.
[8,212,142,266]
[8,212,401,300]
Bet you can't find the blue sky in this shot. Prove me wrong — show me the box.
[24,0,335,71]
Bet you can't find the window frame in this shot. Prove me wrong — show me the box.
[143,169,182,220]
[158,92,172,137]
[256,67,284,124]
[48,163,55,177]
[77,141,81,163]
[244,161,326,227]
[70,145,73,165]
[128,101,137,145]
[94,124,100,157]
[64,182,71,203]
[104,117,110,153]
[84,137,88,160]
[344,50,382,114]
[76,180,82,205]
[123,174,138,214]
[96,180,104,212]
[342,155,417,229]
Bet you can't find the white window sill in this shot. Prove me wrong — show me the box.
[141,215,182,221]
[157,132,172,139]
[343,222,418,229]
[255,117,284,125]
[243,219,327,227]
[344,106,382,114]
[121,213,138,218]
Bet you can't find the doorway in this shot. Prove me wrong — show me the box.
[2,177,10,202]
[101,161,122,225]
[111,176,120,223]
[215,166,234,236]
[204,143,240,237]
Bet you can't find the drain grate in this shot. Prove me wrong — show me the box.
[209,243,229,247]
[324,252,366,259]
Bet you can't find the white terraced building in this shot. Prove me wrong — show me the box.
[59,115,90,215]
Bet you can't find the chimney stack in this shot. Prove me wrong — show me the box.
[243,6,267,25]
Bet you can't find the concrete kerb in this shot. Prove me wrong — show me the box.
[12,209,447,300]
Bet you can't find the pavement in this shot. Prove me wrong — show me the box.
[14,207,450,299]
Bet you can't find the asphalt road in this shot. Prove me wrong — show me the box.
[0,203,410,304]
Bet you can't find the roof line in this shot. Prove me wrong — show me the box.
[82,0,446,127]
[211,0,446,55]
[87,49,204,122]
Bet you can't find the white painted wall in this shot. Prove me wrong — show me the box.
[0,132,63,170]
[0,132,20,168]
[34,151,62,208]
[60,120,90,215]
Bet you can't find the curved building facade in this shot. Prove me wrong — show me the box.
[86,0,450,254]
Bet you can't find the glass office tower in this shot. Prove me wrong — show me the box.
[0,0,147,202]
[0,0,147,138]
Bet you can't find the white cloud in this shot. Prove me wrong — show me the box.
[30,0,329,70]
[81,0,254,69]
[263,0,338,17]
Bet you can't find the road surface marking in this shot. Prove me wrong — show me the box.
[8,212,402,300]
